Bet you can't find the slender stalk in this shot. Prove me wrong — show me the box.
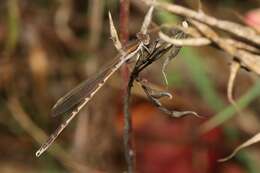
[119,1,134,172]
[119,0,130,88]
[124,75,135,173]
[119,0,130,45]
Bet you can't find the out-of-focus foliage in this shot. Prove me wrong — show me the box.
[0,0,260,173]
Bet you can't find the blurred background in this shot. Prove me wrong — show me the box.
[0,0,260,173]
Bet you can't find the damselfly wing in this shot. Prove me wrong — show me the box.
[35,38,144,157]
[51,38,144,117]
[51,57,121,117]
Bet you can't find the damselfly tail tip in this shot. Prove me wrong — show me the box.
[35,148,43,157]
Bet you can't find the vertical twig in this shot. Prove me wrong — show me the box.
[119,0,134,172]
[124,70,136,173]
[119,0,130,45]
[119,0,130,87]
[88,0,104,51]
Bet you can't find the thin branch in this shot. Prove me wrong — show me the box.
[159,24,260,53]
[159,31,210,46]
[123,43,169,173]
[119,0,130,45]
[190,19,260,76]
[142,0,260,45]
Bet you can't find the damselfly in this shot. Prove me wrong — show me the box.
[36,6,155,157]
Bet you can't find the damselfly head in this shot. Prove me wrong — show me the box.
[136,32,150,45]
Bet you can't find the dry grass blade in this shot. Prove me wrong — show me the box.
[163,24,260,53]
[159,31,211,46]
[236,50,260,75]
[140,0,155,35]
[225,39,260,54]
[108,11,123,53]
[218,132,260,162]
[190,19,260,76]
[142,0,260,45]
[227,60,241,107]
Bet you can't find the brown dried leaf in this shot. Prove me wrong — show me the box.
[218,132,260,162]
[227,60,240,106]
[108,11,123,53]
[159,31,211,46]
[142,0,260,45]
[140,1,155,34]
[190,19,260,76]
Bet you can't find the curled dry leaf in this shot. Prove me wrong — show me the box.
[108,11,123,53]
[142,0,260,45]
[159,31,211,46]
[140,0,155,35]
[161,24,260,53]
[190,19,260,76]
[218,132,260,162]
[227,60,241,110]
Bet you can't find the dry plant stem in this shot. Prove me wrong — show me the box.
[190,20,260,76]
[160,26,260,53]
[142,0,260,45]
[123,43,163,173]
[159,31,210,46]
[119,2,134,172]
[227,60,241,107]
[123,43,168,173]
[124,72,136,173]
[119,0,130,45]
[121,3,154,172]
[123,41,199,173]
[225,39,260,54]
[119,0,130,89]
[88,0,104,50]
[218,132,260,162]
